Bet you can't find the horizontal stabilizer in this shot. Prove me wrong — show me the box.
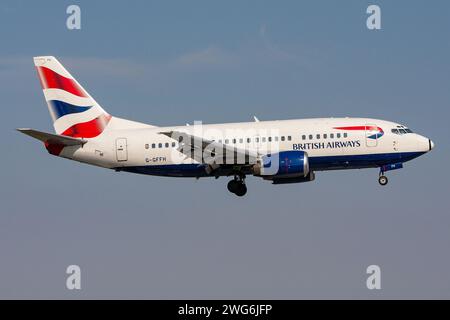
[17,128,86,146]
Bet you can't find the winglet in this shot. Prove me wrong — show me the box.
[253,116,260,122]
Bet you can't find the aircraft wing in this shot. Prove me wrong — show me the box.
[159,130,259,169]
[17,128,87,146]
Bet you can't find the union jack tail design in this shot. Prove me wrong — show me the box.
[34,56,111,138]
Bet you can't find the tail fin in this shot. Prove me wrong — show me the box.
[34,56,111,138]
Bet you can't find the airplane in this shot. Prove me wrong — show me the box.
[18,56,434,197]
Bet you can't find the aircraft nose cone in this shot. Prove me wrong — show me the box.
[429,139,435,151]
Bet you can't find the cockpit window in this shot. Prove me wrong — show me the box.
[391,127,413,135]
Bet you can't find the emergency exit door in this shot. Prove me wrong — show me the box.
[116,138,128,161]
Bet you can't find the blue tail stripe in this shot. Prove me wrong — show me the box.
[48,100,92,121]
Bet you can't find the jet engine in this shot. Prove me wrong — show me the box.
[252,150,310,179]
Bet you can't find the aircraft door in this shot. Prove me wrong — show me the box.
[365,124,378,147]
[116,138,128,161]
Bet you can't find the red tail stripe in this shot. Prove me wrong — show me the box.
[36,66,88,98]
[61,114,111,138]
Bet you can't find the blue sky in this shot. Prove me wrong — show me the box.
[0,0,449,298]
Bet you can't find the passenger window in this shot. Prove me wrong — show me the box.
[172,142,176,147]
[165,142,169,148]
[239,138,243,143]
[316,134,320,139]
[232,138,236,144]
[287,136,292,141]
[337,133,341,138]
[323,134,327,139]
[247,138,251,143]
[218,139,222,143]
[330,133,334,139]
[343,133,347,138]
[302,135,306,140]
[145,144,149,149]
[158,143,162,148]
[268,137,272,142]
[274,136,279,142]
[309,135,313,140]
[225,139,229,144]
[152,143,156,148]
[281,136,285,141]
[262,137,266,142]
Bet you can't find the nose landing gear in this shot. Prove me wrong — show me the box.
[378,163,404,186]
[378,167,388,186]
[227,175,247,196]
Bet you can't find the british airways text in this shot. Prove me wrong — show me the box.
[292,140,361,150]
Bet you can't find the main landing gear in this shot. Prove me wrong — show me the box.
[227,175,247,197]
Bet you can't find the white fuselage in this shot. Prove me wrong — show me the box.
[59,117,432,178]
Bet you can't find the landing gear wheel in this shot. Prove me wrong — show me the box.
[227,175,247,196]
[227,180,239,193]
[378,175,388,186]
[234,183,247,197]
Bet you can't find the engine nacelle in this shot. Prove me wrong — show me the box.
[271,171,315,184]
[252,151,310,178]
